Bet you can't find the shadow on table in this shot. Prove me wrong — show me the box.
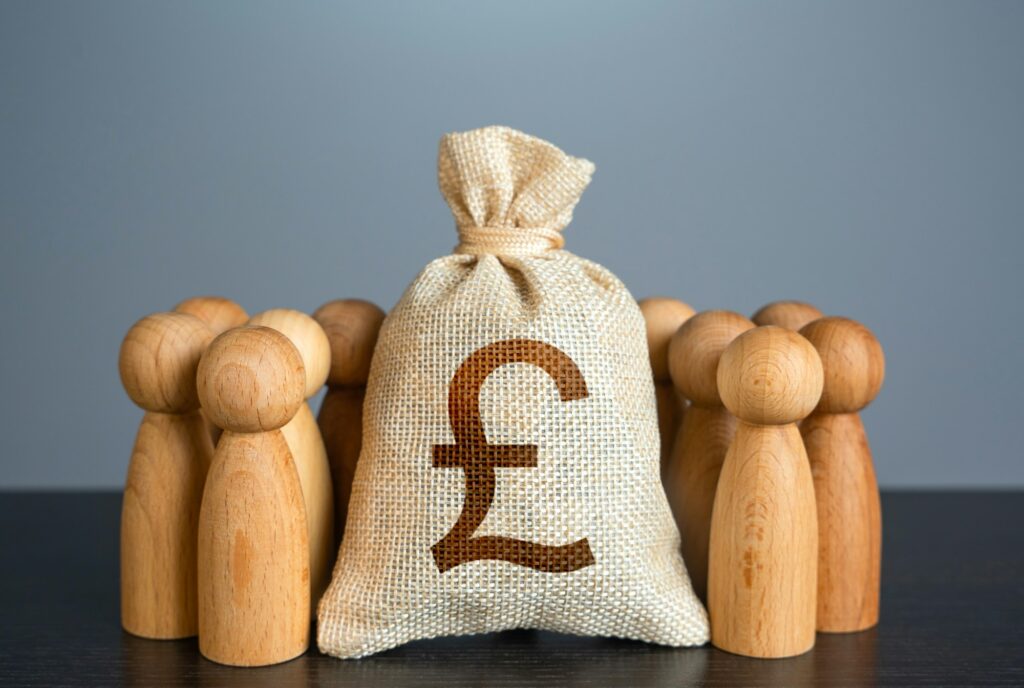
[119,625,878,688]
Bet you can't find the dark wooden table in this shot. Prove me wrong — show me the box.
[1,492,1021,687]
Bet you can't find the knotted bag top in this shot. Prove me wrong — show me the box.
[438,126,595,257]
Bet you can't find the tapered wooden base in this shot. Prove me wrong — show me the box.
[318,386,365,547]
[709,423,818,659]
[198,431,310,667]
[121,411,212,639]
[668,405,736,603]
[279,402,334,614]
[802,412,881,633]
[654,381,684,482]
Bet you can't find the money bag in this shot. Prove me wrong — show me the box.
[318,125,709,658]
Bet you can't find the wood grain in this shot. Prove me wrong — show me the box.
[173,296,249,444]
[665,310,753,601]
[318,386,366,546]
[708,423,819,658]
[638,297,695,478]
[195,326,311,666]
[248,310,335,614]
[248,309,331,398]
[118,312,214,639]
[279,401,334,610]
[312,299,385,548]
[198,431,310,667]
[312,299,385,387]
[173,296,249,338]
[751,301,823,332]
[803,412,882,632]
[121,411,213,639]
[668,405,736,602]
[800,316,885,632]
[716,327,823,427]
[709,326,823,658]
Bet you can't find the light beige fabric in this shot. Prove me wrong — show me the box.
[318,125,709,659]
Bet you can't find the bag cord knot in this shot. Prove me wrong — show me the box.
[455,225,564,257]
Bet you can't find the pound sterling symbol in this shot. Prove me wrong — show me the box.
[431,338,596,574]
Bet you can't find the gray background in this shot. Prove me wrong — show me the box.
[2,1,1021,488]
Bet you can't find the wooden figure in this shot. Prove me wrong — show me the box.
[709,326,823,658]
[196,326,310,666]
[665,310,754,602]
[752,300,823,331]
[312,299,385,547]
[174,295,249,338]
[638,297,695,481]
[800,317,885,633]
[119,312,215,639]
[173,296,249,444]
[247,309,334,613]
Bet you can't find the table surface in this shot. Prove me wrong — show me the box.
[1,492,1022,688]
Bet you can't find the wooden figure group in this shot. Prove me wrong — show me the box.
[118,296,385,666]
[121,291,881,664]
[640,298,885,659]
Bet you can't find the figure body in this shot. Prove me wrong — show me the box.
[313,299,385,547]
[800,317,885,632]
[709,326,823,658]
[248,309,334,611]
[665,310,753,602]
[197,326,311,666]
[119,312,214,639]
[638,297,695,481]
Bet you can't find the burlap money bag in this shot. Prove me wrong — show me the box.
[318,125,709,658]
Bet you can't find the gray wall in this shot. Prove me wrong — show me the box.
[2,1,1021,488]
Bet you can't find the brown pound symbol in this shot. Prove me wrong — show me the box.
[432,339,596,574]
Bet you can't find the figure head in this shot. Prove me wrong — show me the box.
[718,326,824,425]
[668,310,755,407]
[752,300,824,332]
[248,309,330,398]
[638,297,696,382]
[312,299,386,387]
[119,312,214,413]
[196,326,305,433]
[800,316,884,414]
[174,295,249,336]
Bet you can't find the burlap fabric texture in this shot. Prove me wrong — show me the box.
[318,125,709,658]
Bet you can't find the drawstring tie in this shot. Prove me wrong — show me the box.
[455,225,563,257]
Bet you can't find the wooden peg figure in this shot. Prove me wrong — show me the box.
[174,295,249,338]
[312,299,385,547]
[638,297,695,481]
[799,317,885,633]
[196,326,310,666]
[247,309,334,614]
[173,296,249,444]
[709,326,823,658]
[665,310,754,602]
[119,312,215,639]
[752,300,823,331]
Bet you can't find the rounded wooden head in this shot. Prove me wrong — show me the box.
[248,309,330,398]
[752,300,824,331]
[312,299,386,386]
[174,296,249,336]
[718,326,824,425]
[799,316,885,414]
[668,310,755,407]
[638,297,696,381]
[197,326,305,433]
[119,312,214,414]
